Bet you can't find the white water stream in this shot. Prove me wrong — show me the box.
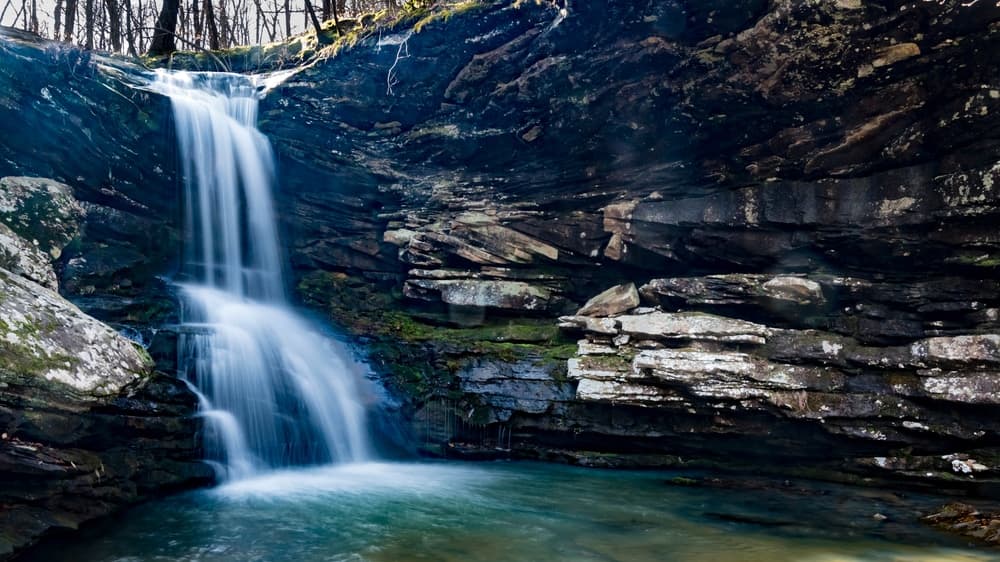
[152,71,371,480]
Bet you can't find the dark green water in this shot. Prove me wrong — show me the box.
[25,462,996,561]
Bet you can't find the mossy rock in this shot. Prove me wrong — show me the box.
[297,270,575,400]
[0,177,84,259]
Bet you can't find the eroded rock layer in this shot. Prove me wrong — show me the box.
[257,0,1000,494]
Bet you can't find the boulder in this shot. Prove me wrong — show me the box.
[0,176,84,259]
[404,278,555,311]
[0,265,210,558]
[761,277,825,306]
[0,222,56,289]
[0,267,147,395]
[576,282,639,317]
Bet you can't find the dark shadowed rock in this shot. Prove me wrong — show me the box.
[0,195,207,558]
[0,264,210,558]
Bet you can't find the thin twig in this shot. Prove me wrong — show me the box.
[385,29,409,96]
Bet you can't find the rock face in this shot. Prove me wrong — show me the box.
[3,0,1000,507]
[0,222,58,289]
[0,29,181,329]
[0,177,84,260]
[576,283,639,317]
[264,0,1000,494]
[0,179,208,558]
[0,266,210,558]
[0,176,86,291]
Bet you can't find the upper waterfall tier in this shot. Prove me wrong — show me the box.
[152,70,284,301]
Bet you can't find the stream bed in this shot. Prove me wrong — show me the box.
[24,461,995,561]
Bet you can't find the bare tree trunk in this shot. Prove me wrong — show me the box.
[0,0,13,28]
[282,0,289,39]
[64,0,77,42]
[29,0,37,32]
[105,0,121,51]
[321,0,329,20]
[136,0,143,48]
[148,0,179,54]
[53,0,64,39]
[84,0,93,48]
[330,0,340,36]
[303,0,325,40]
[249,0,271,43]
[176,0,185,45]
[204,0,219,49]
[218,0,226,47]
[97,0,104,48]
[192,0,201,46]
[123,0,137,55]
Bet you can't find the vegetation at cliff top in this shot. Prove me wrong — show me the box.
[0,0,490,57]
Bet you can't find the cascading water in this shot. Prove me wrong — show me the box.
[151,70,371,480]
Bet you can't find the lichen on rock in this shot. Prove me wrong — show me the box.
[0,267,150,395]
[0,176,84,259]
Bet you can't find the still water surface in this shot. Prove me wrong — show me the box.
[25,461,996,561]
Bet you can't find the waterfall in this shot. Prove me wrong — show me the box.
[152,70,371,480]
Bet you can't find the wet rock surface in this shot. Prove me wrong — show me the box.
[924,503,1000,546]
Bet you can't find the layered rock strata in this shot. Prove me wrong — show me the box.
[0,177,209,559]
[268,0,1000,494]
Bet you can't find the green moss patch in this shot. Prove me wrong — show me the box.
[297,270,574,399]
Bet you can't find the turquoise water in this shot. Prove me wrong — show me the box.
[25,461,995,561]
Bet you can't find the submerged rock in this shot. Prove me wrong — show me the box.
[923,503,1000,546]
